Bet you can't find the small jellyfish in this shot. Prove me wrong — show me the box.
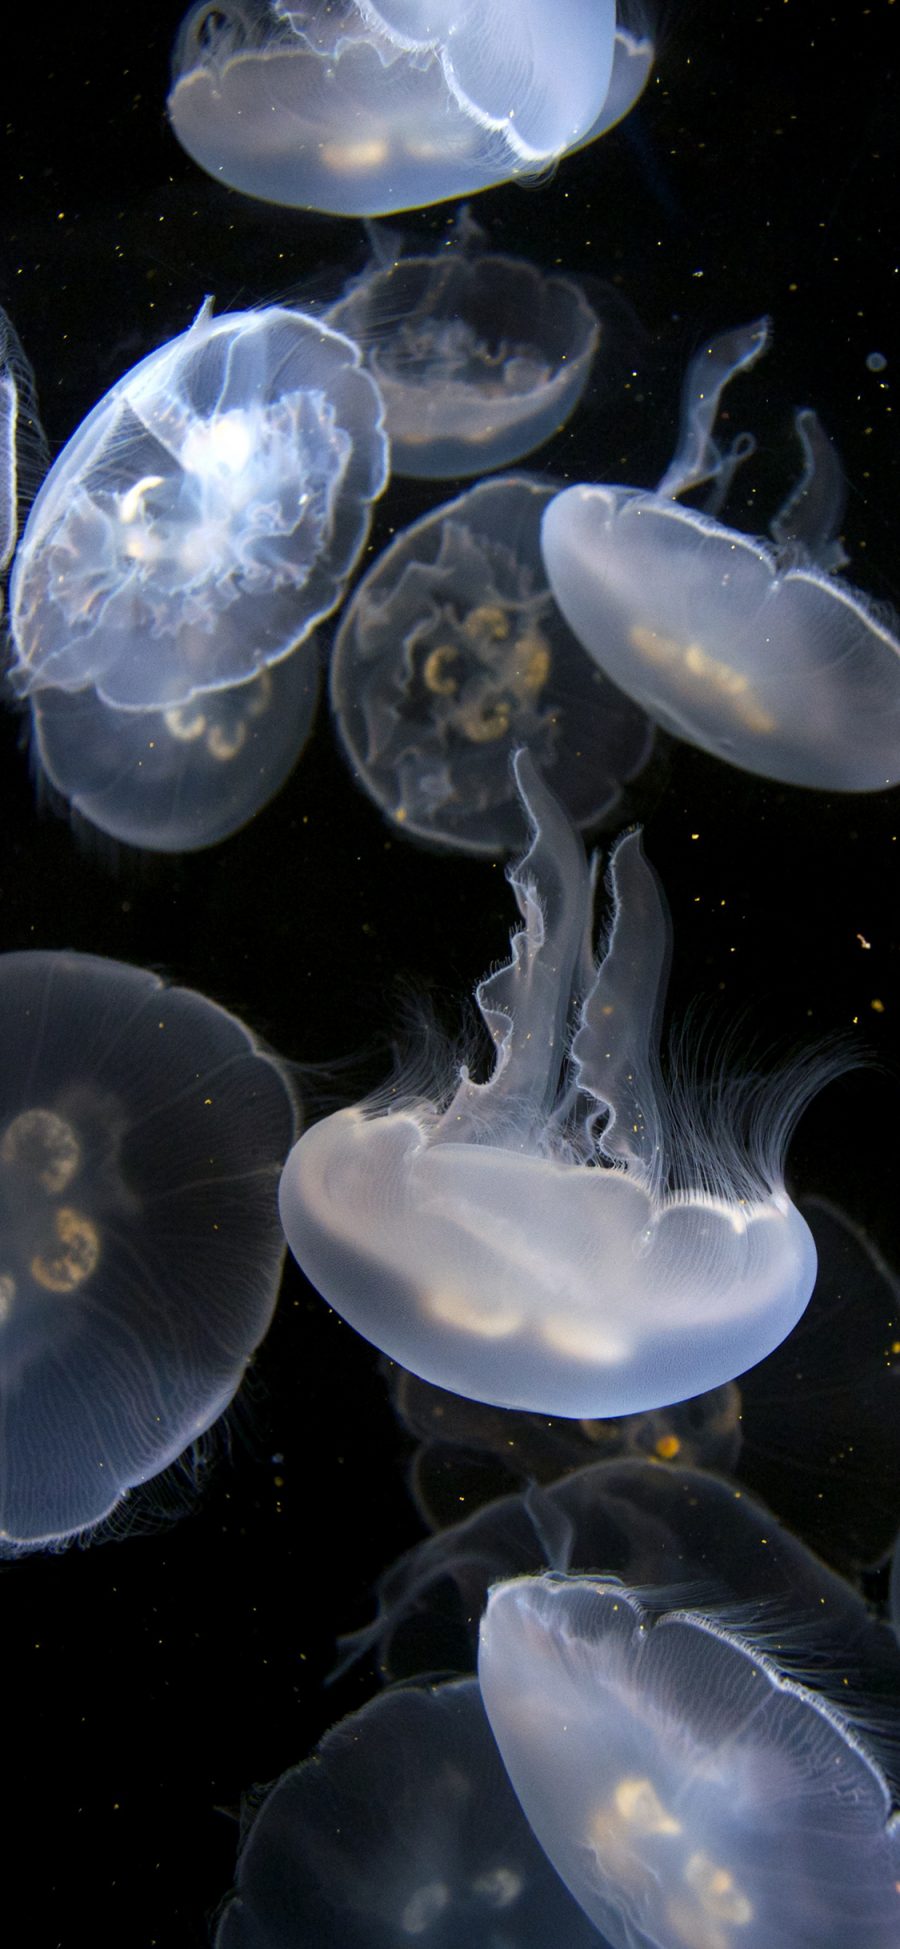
[9,299,388,712]
[215,1678,603,1948]
[479,1574,900,1949]
[28,636,321,853]
[541,319,900,790]
[169,2,653,218]
[279,749,846,1416]
[326,227,600,479]
[0,308,49,603]
[0,951,295,1553]
[331,475,653,854]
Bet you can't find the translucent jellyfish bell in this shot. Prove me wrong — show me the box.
[541,319,900,790]
[479,1575,900,1949]
[168,2,653,217]
[28,637,321,853]
[279,750,845,1417]
[215,1679,602,1947]
[0,307,49,606]
[0,951,295,1553]
[331,475,654,853]
[326,229,600,479]
[8,300,388,712]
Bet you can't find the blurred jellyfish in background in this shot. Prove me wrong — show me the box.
[169,2,654,218]
[0,951,296,1554]
[6,301,387,849]
[215,1679,605,1948]
[384,1194,900,1578]
[541,318,900,789]
[0,308,49,612]
[326,223,601,479]
[479,1572,900,1949]
[331,475,654,853]
[279,750,850,1415]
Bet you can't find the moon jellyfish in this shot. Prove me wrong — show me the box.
[331,476,653,854]
[479,1574,900,1949]
[8,300,388,712]
[28,637,320,853]
[326,235,600,479]
[0,308,49,607]
[215,1679,603,1947]
[169,2,654,219]
[541,318,900,789]
[0,952,295,1554]
[279,749,846,1416]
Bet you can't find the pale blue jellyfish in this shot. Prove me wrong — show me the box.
[279,750,847,1416]
[0,307,49,602]
[215,1679,603,1947]
[168,2,653,217]
[28,636,320,853]
[0,951,295,1553]
[479,1573,900,1949]
[326,232,600,479]
[331,475,653,853]
[9,299,387,712]
[541,318,900,790]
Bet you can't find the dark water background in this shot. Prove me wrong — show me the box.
[2,3,899,1941]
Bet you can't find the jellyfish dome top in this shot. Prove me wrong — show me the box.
[278,750,846,1419]
[540,318,900,791]
[330,473,653,854]
[168,1,654,218]
[479,1575,900,1949]
[8,299,388,713]
[0,951,296,1554]
[215,1678,604,1947]
[326,224,600,480]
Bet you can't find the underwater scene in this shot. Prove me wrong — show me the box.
[2,3,900,1943]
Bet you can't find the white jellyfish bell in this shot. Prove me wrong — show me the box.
[541,318,900,791]
[278,749,850,1417]
[168,1,654,217]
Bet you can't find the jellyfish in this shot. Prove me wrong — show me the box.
[215,1678,604,1948]
[278,749,847,1417]
[0,307,49,604]
[0,951,295,1553]
[326,229,600,479]
[8,299,388,713]
[27,636,321,853]
[169,2,654,219]
[540,318,900,790]
[331,475,653,854]
[479,1573,900,1949]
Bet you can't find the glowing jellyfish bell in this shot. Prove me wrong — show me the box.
[541,318,900,790]
[326,222,601,480]
[278,750,846,1418]
[479,1574,900,1949]
[168,1,654,217]
[331,474,653,854]
[0,951,296,1553]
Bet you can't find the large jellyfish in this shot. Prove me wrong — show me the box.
[330,475,653,854]
[0,951,295,1553]
[215,1679,603,1947]
[278,750,846,1416]
[541,318,900,790]
[326,229,600,479]
[479,1574,900,1949]
[168,2,654,218]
